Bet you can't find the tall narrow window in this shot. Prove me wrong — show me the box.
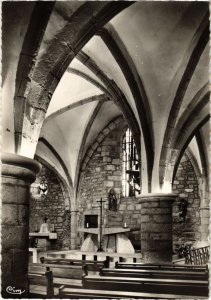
[122,128,140,197]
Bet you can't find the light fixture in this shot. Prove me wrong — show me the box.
[39,180,48,197]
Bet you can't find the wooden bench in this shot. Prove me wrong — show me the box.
[29,263,87,289]
[115,261,208,272]
[40,256,109,271]
[100,267,208,280]
[58,286,205,299]
[28,265,54,298]
[83,274,208,296]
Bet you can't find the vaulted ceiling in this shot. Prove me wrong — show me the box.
[2,1,209,194]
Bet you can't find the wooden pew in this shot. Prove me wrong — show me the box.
[58,286,205,299]
[40,256,109,271]
[28,265,54,298]
[100,267,208,280]
[29,263,87,289]
[83,274,209,297]
[115,261,208,272]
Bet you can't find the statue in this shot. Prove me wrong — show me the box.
[108,188,118,211]
[39,216,51,233]
[178,199,188,222]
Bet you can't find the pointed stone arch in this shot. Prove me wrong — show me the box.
[77,51,141,158]
[14,2,55,154]
[195,131,209,179]
[38,137,73,190]
[34,154,72,211]
[81,116,126,172]
[161,87,209,188]
[171,116,209,184]
[159,14,209,186]
[97,25,154,192]
[74,100,105,194]
[14,2,134,157]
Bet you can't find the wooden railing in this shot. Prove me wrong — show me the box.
[185,246,209,265]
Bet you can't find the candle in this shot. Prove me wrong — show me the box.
[86,223,89,228]
[124,222,127,228]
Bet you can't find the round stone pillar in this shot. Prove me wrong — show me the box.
[137,193,176,263]
[70,210,78,250]
[1,153,40,298]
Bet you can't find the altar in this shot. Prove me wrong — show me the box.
[29,232,57,250]
[78,227,135,253]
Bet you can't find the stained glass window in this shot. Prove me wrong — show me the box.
[122,128,140,196]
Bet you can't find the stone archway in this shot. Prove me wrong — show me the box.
[77,117,142,251]
[30,156,73,250]
[172,152,205,250]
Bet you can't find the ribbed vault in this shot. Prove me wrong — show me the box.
[2,1,209,198]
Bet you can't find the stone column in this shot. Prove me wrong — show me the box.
[137,193,176,263]
[198,176,209,244]
[1,153,40,298]
[70,211,78,250]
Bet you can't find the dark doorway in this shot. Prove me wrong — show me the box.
[84,215,98,228]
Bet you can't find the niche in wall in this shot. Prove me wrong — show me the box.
[85,215,98,228]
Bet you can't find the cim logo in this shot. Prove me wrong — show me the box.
[6,286,25,295]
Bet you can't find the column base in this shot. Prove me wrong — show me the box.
[142,250,172,263]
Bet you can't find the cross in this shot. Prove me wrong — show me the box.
[96,198,106,252]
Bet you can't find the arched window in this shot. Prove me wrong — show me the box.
[122,128,140,197]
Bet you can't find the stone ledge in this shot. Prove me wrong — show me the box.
[2,153,41,182]
[137,193,177,203]
[2,152,41,173]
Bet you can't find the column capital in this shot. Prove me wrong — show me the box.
[137,193,177,203]
[2,152,41,183]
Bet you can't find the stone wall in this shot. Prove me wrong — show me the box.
[172,153,201,248]
[30,122,202,252]
[117,197,142,250]
[78,119,141,249]
[30,157,71,249]
[78,118,202,251]
[79,119,126,206]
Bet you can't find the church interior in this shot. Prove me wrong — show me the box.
[1,1,210,298]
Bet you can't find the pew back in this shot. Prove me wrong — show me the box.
[40,256,109,270]
[100,267,208,280]
[28,267,54,298]
[58,286,205,299]
[31,262,87,279]
[83,274,208,297]
[29,262,87,290]
[115,262,208,272]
